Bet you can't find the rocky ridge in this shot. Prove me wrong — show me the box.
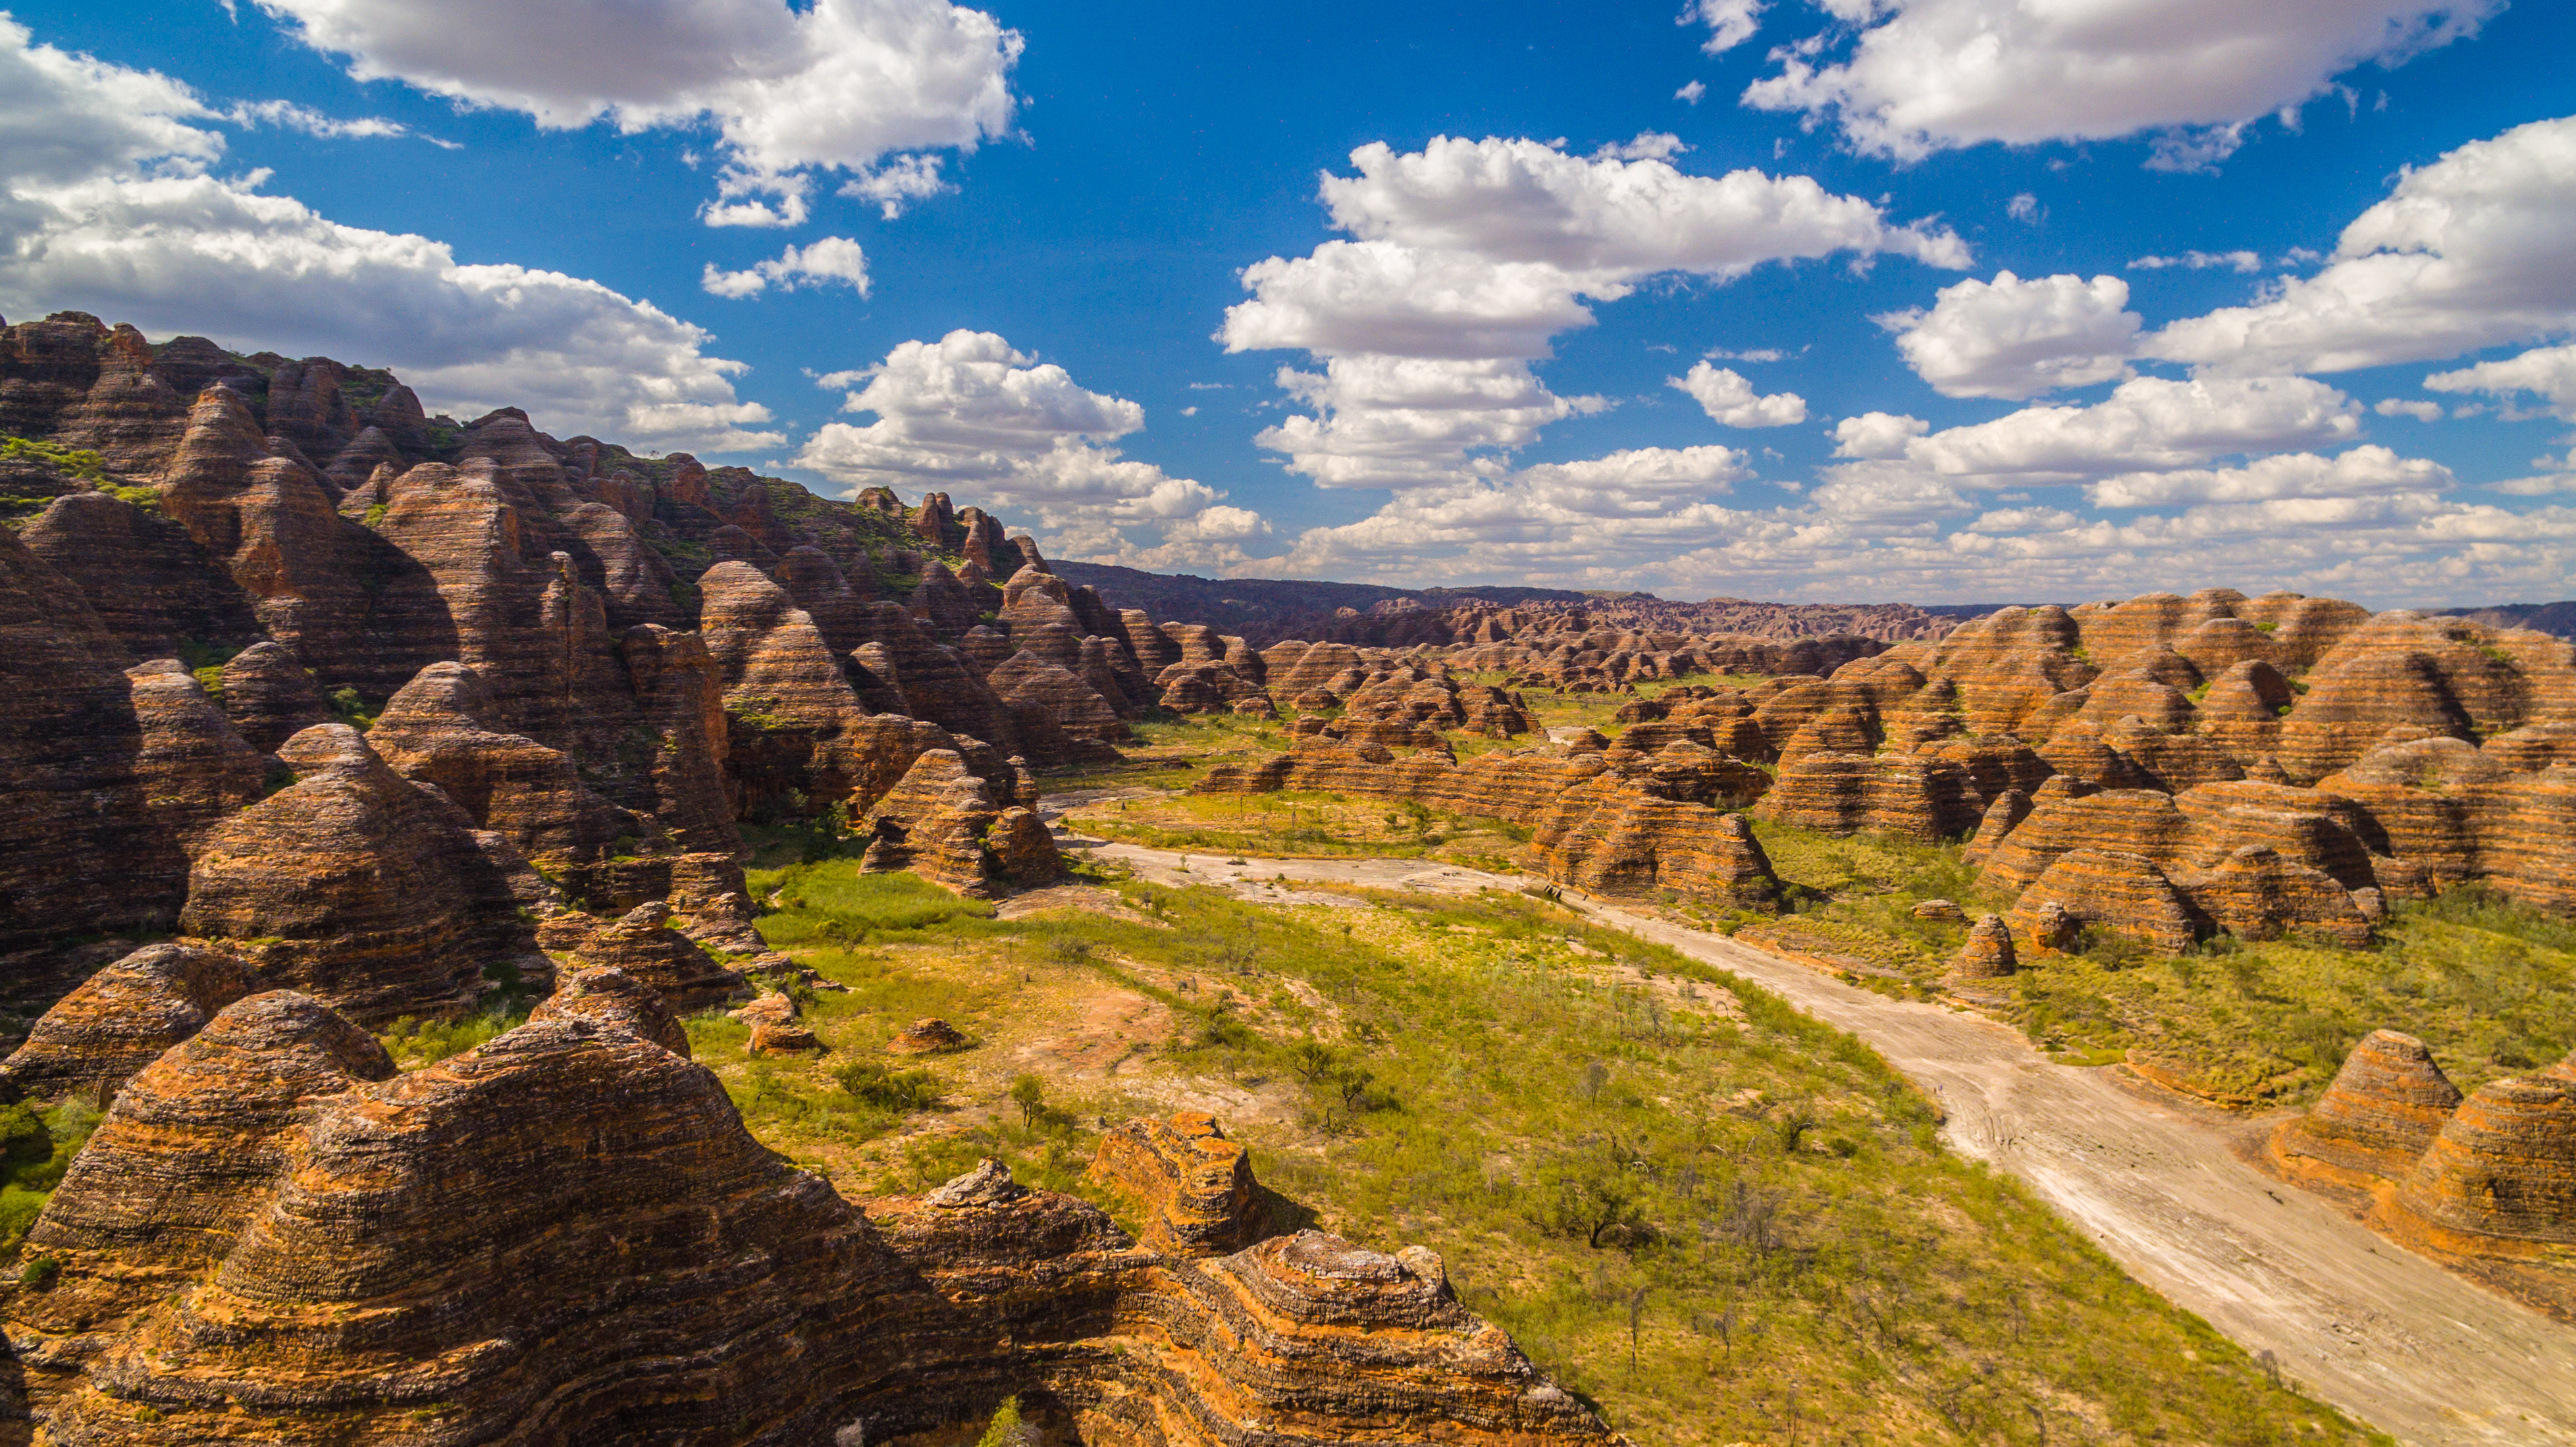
[0,989,1618,1445]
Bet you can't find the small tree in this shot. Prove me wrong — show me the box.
[974,1396,1036,1447]
[1008,1075,1046,1128]
[1288,1038,1338,1087]
[1533,1155,1645,1249]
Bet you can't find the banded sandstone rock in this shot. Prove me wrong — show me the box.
[178,725,548,1024]
[1089,1111,1271,1257]
[1950,915,2016,981]
[2384,1075,2576,1259]
[2005,849,2207,954]
[527,965,691,1057]
[0,943,253,1105]
[2269,1030,2461,1186]
[8,1005,1616,1446]
[887,1017,968,1054]
[565,901,749,1013]
[214,639,333,752]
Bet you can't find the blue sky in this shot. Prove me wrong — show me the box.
[5,1,2575,604]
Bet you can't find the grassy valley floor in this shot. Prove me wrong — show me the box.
[682,853,2380,1447]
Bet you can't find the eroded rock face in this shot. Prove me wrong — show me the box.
[11,990,398,1394]
[215,639,333,752]
[2271,1030,2463,1186]
[368,660,635,864]
[2384,1075,2576,1257]
[27,1014,906,1444]
[1950,914,2016,982]
[564,901,749,1013]
[1540,781,1781,909]
[177,724,547,1024]
[1089,1111,1269,1257]
[859,749,1066,897]
[7,1006,1617,1447]
[20,491,266,664]
[0,943,253,1105]
[2005,848,2207,953]
[527,965,692,1057]
[0,527,190,996]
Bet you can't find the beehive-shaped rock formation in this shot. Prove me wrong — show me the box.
[564,901,749,1013]
[2269,1030,2463,1186]
[1949,914,2017,982]
[177,725,548,1024]
[2382,1075,2576,1261]
[0,943,253,1105]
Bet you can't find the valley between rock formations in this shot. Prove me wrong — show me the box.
[4,310,2575,1444]
[1079,842,2576,1447]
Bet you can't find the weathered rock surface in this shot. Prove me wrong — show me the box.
[2005,848,2207,953]
[2384,1074,2576,1259]
[527,965,692,1057]
[214,639,333,751]
[1949,914,2016,982]
[859,750,1065,897]
[564,901,747,1013]
[887,1017,968,1055]
[2270,1030,2463,1186]
[1089,1111,1270,1257]
[4,1001,1617,1446]
[0,943,253,1105]
[177,725,548,1024]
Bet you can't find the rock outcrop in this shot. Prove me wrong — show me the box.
[2382,1075,2576,1262]
[177,725,547,1024]
[3,997,1618,1446]
[564,901,749,1013]
[859,750,1065,897]
[2269,1030,2463,1186]
[1949,914,2016,982]
[1088,1111,1270,1257]
[0,943,253,1105]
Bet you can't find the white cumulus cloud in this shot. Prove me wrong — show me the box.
[1221,134,1968,488]
[2373,397,2446,421]
[2149,115,2576,375]
[251,0,1021,225]
[793,330,1265,569]
[2128,250,2263,273]
[1681,0,1766,55]
[2425,342,2576,419]
[1882,271,2142,399]
[1671,362,1807,427]
[701,236,870,298]
[2085,444,2454,508]
[0,16,779,452]
[1833,411,1930,459]
[1741,0,2500,166]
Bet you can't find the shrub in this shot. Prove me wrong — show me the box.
[833,1059,942,1112]
[1008,1075,1046,1127]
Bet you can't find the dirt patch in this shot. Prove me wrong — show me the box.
[1000,984,1174,1080]
[995,883,1154,923]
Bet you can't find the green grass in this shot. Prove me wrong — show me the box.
[1,435,108,483]
[1074,788,1529,862]
[729,863,2380,1446]
[748,864,1002,946]
[1747,821,2575,1101]
[0,1099,102,1260]
[380,1005,533,1070]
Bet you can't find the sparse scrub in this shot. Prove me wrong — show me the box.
[716,862,2379,1446]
